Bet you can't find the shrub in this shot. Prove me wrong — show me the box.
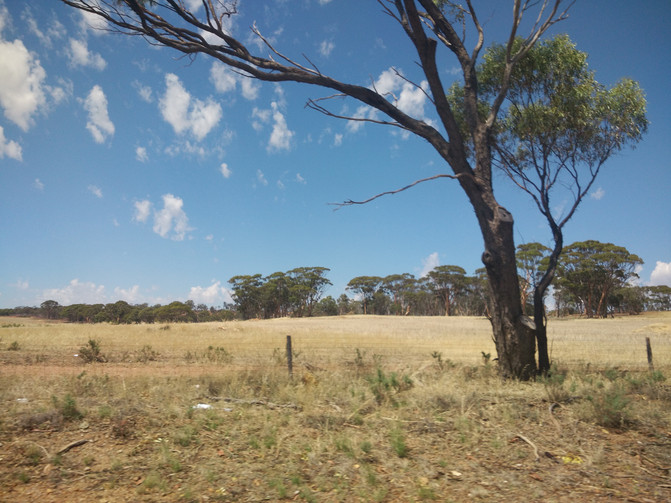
[78,339,106,363]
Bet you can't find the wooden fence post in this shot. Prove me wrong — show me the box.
[645,337,654,372]
[286,335,293,379]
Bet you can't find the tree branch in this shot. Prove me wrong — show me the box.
[329,173,462,210]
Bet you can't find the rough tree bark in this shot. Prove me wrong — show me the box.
[60,0,573,379]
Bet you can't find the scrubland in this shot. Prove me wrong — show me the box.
[1,313,670,502]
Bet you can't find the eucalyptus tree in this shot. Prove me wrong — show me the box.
[346,276,383,315]
[60,0,584,378]
[450,35,647,372]
[555,240,643,318]
[426,265,468,316]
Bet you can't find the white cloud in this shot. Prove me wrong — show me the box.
[373,68,429,118]
[590,187,605,200]
[650,261,671,286]
[296,173,306,184]
[42,279,106,305]
[240,77,260,100]
[334,132,343,146]
[159,73,222,141]
[220,162,232,178]
[0,38,47,131]
[133,199,152,223]
[114,285,141,304]
[34,178,44,191]
[88,184,103,198]
[251,107,271,131]
[420,252,440,277]
[319,40,335,57]
[210,62,260,100]
[136,146,148,162]
[78,9,109,34]
[68,38,106,70]
[83,85,114,143]
[188,281,233,306]
[0,125,22,160]
[152,193,192,241]
[268,101,294,152]
[210,62,238,94]
[251,101,295,152]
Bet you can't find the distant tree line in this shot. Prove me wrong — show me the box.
[1,241,669,323]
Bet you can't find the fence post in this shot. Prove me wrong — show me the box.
[286,335,293,379]
[646,337,654,372]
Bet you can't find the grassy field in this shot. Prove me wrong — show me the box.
[1,313,670,502]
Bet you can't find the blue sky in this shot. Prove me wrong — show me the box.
[1,0,669,308]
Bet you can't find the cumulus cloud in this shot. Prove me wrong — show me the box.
[133,195,192,240]
[68,38,106,70]
[152,194,192,241]
[0,125,22,160]
[88,184,103,198]
[188,281,233,307]
[83,85,114,143]
[133,199,152,223]
[268,102,294,151]
[159,73,222,141]
[220,162,232,178]
[0,37,47,131]
[650,261,671,286]
[113,285,141,304]
[251,101,295,152]
[42,279,106,305]
[420,252,440,277]
[373,68,429,117]
[136,146,148,162]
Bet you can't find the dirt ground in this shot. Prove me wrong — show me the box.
[1,317,670,502]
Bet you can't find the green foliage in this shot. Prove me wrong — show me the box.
[586,384,631,428]
[367,368,413,405]
[389,427,409,458]
[7,340,20,351]
[78,339,106,363]
[555,240,643,317]
[52,393,84,421]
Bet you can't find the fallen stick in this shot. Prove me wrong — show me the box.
[514,434,540,462]
[210,397,301,410]
[57,439,89,455]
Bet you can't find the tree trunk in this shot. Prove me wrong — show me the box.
[478,205,537,379]
[533,226,563,375]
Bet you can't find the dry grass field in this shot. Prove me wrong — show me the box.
[1,313,670,502]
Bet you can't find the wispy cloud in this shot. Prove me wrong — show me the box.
[590,187,605,200]
[135,146,148,162]
[88,184,103,198]
[319,39,335,57]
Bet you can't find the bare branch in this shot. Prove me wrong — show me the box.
[329,173,462,210]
